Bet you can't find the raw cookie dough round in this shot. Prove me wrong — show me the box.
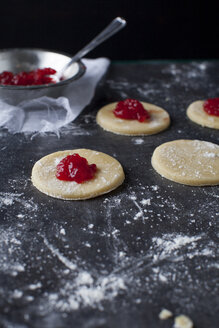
[187,100,219,129]
[31,149,125,200]
[96,101,170,135]
[151,139,219,186]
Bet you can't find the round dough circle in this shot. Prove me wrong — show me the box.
[151,139,219,186]
[96,101,170,135]
[31,149,125,200]
[187,100,219,129]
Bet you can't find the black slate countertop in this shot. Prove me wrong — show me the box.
[0,61,218,328]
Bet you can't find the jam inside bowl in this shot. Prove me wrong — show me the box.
[0,48,86,105]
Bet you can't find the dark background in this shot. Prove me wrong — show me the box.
[1,1,219,61]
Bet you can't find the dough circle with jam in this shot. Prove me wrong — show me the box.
[96,101,170,135]
[151,139,219,186]
[31,149,125,200]
[187,100,219,129]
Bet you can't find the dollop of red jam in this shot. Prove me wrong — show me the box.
[113,99,150,122]
[203,97,219,117]
[0,68,57,86]
[56,153,97,183]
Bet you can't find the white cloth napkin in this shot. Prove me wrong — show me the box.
[0,58,110,134]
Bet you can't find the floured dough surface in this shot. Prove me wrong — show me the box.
[159,309,173,320]
[187,100,219,129]
[96,101,170,135]
[151,139,219,186]
[174,315,193,328]
[31,149,125,200]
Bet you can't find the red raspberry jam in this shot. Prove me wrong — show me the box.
[203,97,219,117]
[0,67,56,86]
[56,153,97,183]
[113,99,150,122]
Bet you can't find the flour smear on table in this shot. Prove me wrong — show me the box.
[0,178,218,316]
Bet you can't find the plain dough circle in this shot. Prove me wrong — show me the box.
[187,100,219,129]
[151,139,219,186]
[31,149,125,200]
[96,101,170,135]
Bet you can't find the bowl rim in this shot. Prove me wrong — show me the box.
[0,47,86,90]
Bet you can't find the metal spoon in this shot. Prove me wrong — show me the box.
[57,17,126,80]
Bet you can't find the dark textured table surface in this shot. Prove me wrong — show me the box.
[0,61,218,328]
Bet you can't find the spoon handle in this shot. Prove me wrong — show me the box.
[59,17,126,78]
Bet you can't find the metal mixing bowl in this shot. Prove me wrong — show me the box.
[0,48,86,105]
